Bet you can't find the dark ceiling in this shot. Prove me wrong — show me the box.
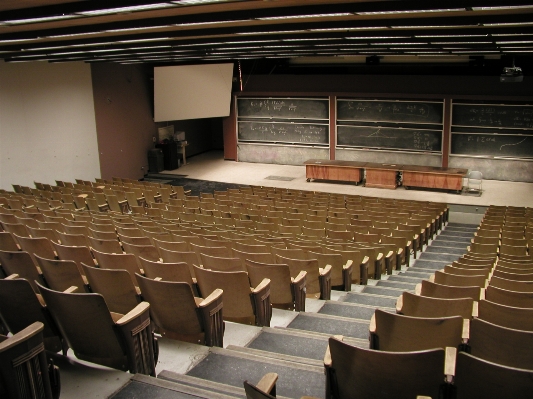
[1,1,532,76]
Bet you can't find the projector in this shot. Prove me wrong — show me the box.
[500,66,524,82]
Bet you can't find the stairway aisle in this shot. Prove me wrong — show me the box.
[110,222,480,399]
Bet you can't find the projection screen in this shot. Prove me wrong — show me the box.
[154,63,234,122]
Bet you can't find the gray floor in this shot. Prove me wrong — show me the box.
[55,151,532,398]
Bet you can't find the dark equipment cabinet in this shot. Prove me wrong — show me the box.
[156,141,180,170]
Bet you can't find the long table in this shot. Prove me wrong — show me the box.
[304,159,467,192]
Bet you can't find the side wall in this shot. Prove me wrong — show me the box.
[91,63,157,180]
[0,61,100,191]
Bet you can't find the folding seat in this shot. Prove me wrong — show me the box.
[489,275,533,292]
[443,265,491,279]
[0,276,64,353]
[491,268,533,281]
[81,264,141,314]
[431,270,487,288]
[120,241,160,262]
[193,266,271,326]
[0,322,60,399]
[34,255,88,293]
[0,231,19,251]
[245,259,306,312]
[453,351,533,399]
[274,254,331,300]
[88,236,123,254]
[477,299,533,331]
[416,280,483,301]
[468,318,533,369]
[37,282,156,375]
[369,309,465,352]
[324,337,448,399]
[484,285,533,308]
[396,291,474,319]
[0,250,45,292]
[200,253,245,272]
[91,249,143,285]
[136,274,223,346]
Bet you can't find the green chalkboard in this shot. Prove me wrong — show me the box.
[337,99,443,124]
[238,121,328,145]
[238,98,329,120]
[451,133,533,158]
[337,126,442,152]
[452,103,533,129]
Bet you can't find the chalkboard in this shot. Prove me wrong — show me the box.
[337,126,442,152]
[337,99,443,124]
[238,121,328,144]
[452,103,533,129]
[451,133,533,158]
[238,98,329,120]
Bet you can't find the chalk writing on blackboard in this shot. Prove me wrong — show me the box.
[238,98,329,120]
[337,99,443,124]
[452,104,533,129]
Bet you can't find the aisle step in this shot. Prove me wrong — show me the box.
[110,374,241,399]
[376,280,418,290]
[184,346,325,399]
[361,286,409,297]
[418,252,461,263]
[387,275,424,283]
[244,327,366,362]
[286,312,370,340]
[431,241,469,250]
[318,301,394,321]
[340,292,398,308]
[425,246,467,256]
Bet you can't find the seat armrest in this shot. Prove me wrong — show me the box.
[291,271,307,312]
[319,264,332,300]
[360,256,369,285]
[415,282,422,295]
[384,250,393,275]
[250,278,272,327]
[64,286,78,293]
[198,288,224,347]
[405,241,411,267]
[115,301,157,376]
[256,372,278,396]
[472,301,479,318]
[5,273,19,280]
[395,294,403,313]
[462,319,470,342]
[395,248,404,271]
[342,260,353,291]
[374,252,384,280]
[444,347,457,383]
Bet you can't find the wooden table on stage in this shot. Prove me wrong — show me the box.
[402,165,467,193]
[364,163,400,189]
[304,159,366,185]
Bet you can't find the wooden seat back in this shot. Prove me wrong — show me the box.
[397,291,474,319]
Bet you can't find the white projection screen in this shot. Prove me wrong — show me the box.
[154,63,234,122]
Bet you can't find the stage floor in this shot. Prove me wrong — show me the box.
[159,151,533,209]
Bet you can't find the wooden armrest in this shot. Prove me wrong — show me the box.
[462,319,470,342]
[374,252,384,280]
[36,266,43,274]
[445,347,457,383]
[369,313,376,333]
[250,278,271,327]
[291,271,307,312]
[395,247,404,271]
[480,288,485,301]
[5,273,19,280]
[198,288,223,308]
[319,264,332,300]
[472,301,479,318]
[154,277,162,281]
[429,274,435,283]
[324,335,344,367]
[395,294,403,313]
[256,373,278,395]
[252,278,270,294]
[64,286,78,293]
[384,250,393,275]
[360,256,369,285]
[0,322,44,351]
[116,301,151,326]
[342,260,353,291]
[415,283,422,295]
[198,288,224,347]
